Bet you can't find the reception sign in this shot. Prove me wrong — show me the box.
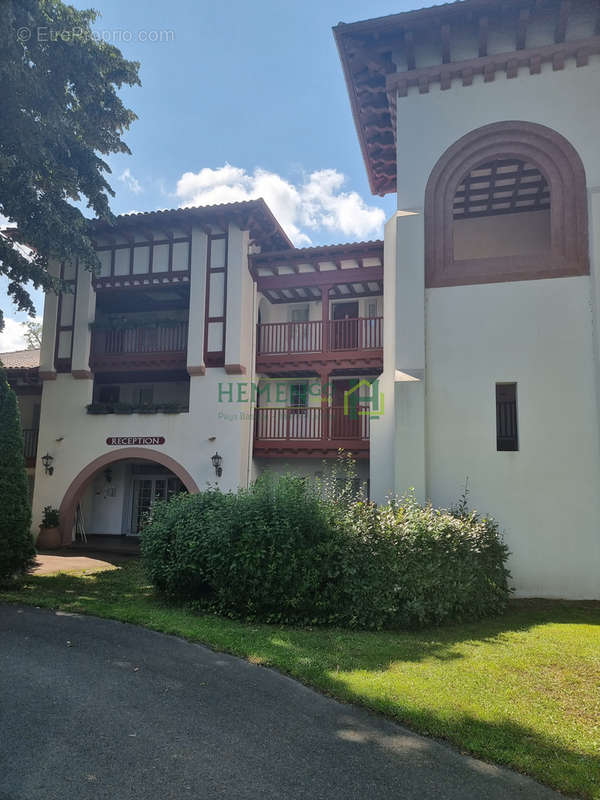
[106,436,166,446]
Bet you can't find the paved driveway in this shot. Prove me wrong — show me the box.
[0,605,564,800]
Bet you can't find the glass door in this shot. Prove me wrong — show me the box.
[131,476,185,534]
[131,479,153,535]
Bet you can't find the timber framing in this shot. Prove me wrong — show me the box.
[333,0,600,195]
[251,240,383,302]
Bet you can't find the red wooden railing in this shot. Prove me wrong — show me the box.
[254,406,370,442]
[257,321,322,355]
[329,317,383,351]
[256,318,382,356]
[92,321,188,357]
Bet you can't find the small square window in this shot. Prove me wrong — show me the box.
[496,383,518,451]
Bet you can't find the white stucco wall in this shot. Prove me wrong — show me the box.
[380,52,600,598]
[395,57,600,210]
[31,368,256,535]
[426,276,600,599]
[258,296,382,326]
[253,457,370,491]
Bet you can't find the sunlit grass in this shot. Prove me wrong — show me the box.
[1,560,599,798]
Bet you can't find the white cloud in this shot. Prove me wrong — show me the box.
[0,317,42,353]
[119,168,143,195]
[175,164,385,247]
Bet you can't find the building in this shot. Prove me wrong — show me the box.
[334,0,600,599]
[2,0,599,598]
[0,349,41,498]
[1,199,382,547]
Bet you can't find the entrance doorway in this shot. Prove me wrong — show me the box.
[332,302,359,349]
[131,475,185,534]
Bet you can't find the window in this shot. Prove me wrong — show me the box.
[290,305,309,323]
[367,301,377,318]
[133,386,154,407]
[98,385,120,404]
[290,382,308,412]
[496,383,518,451]
[204,234,228,366]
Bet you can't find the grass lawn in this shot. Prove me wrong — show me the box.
[1,559,599,799]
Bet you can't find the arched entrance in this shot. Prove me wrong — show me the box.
[58,448,200,545]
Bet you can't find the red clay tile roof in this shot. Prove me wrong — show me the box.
[92,198,294,252]
[0,349,40,370]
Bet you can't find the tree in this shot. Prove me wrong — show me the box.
[0,0,140,330]
[0,367,35,582]
[24,320,42,350]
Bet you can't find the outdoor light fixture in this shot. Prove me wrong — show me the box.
[104,468,113,483]
[211,452,223,477]
[41,453,54,476]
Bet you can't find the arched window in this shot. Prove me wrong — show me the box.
[425,121,588,287]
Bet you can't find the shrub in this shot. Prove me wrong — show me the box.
[141,468,510,629]
[0,367,35,583]
[41,506,60,528]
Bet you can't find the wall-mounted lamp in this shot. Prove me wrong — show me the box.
[41,453,54,476]
[104,467,113,484]
[211,452,223,477]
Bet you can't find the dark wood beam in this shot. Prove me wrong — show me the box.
[257,266,383,292]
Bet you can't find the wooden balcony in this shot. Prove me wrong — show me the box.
[253,406,370,458]
[23,428,39,467]
[90,322,188,372]
[256,317,383,373]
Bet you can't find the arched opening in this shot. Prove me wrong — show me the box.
[58,448,199,546]
[453,157,551,261]
[425,121,588,287]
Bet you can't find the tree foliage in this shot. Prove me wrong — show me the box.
[0,0,140,328]
[24,320,42,349]
[0,367,35,582]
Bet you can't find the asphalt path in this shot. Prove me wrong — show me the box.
[0,605,566,800]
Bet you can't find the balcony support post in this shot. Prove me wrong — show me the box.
[321,285,331,353]
[319,369,330,442]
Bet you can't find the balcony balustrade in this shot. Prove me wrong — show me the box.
[253,405,370,458]
[256,317,382,372]
[90,321,188,372]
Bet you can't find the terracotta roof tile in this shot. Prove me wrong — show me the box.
[0,349,40,370]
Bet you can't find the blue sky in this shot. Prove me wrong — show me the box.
[1,0,425,350]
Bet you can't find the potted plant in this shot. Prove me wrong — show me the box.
[37,506,61,549]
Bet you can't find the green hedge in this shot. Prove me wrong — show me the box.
[141,473,510,628]
[0,367,35,583]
